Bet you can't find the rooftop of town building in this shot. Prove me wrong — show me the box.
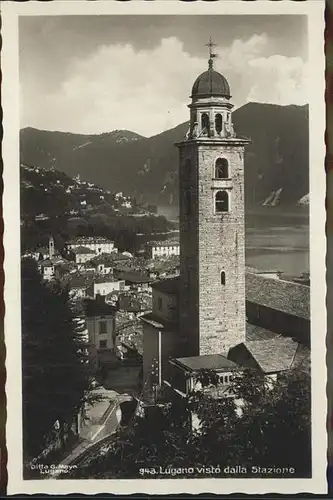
[151,276,180,295]
[172,354,238,373]
[93,274,119,284]
[115,270,154,284]
[84,295,117,317]
[64,272,95,289]
[71,246,96,255]
[68,236,114,244]
[148,238,180,248]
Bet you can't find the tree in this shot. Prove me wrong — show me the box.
[67,367,311,479]
[21,258,96,462]
[70,400,194,479]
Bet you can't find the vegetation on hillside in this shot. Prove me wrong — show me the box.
[20,165,175,253]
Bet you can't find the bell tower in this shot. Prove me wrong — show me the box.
[49,235,55,260]
[176,40,250,356]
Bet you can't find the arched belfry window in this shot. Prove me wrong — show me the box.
[215,158,229,179]
[215,191,229,213]
[221,271,226,286]
[215,113,222,134]
[201,113,209,134]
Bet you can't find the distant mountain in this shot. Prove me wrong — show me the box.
[233,103,309,208]
[20,102,309,210]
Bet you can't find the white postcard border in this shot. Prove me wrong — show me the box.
[2,0,327,495]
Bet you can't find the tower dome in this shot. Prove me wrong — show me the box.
[191,58,231,99]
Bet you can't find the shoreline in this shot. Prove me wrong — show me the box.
[157,205,310,222]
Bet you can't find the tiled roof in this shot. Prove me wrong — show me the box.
[72,246,95,255]
[84,298,117,317]
[94,274,118,284]
[150,239,180,248]
[109,253,132,261]
[245,272,310,320]
[151,276,180,295]
[66,273,94,289]
[89,255,114,266]
[246,324,311,369]
[246,323,278,342]
[115,271,153,284]
[69,237,114,245]
[140,312,178,330]
[173,354,239,372]
[242,337,299,373]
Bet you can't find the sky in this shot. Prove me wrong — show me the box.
[19,15,308,137]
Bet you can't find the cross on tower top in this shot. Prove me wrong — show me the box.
[205,37,218,69]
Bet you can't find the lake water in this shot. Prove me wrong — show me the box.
[158,205,309,277]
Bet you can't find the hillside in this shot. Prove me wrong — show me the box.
[20,165,174,253]
[20,163,142,220]
[20,102,309,210]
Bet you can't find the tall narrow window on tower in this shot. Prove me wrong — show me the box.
[201,113,209,135]
[221,271,226,285]
[215,190,229,213]
[215,158,229,179]
[215,113,222,134]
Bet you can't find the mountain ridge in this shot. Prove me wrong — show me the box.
[20,102,309,210]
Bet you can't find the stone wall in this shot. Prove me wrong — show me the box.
[178,143,200,357]
[178,140,247,356]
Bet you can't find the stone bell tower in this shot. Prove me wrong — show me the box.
[176,39,250,357]
[49,235,55,260]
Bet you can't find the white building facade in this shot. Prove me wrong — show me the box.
[68,237,116,255]
[85,298,117,368]
[150,240,180,259]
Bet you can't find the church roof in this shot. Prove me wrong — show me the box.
[173,354,238,373]
[246,323,278,342]
[245,272,310,320]
[191,62,230,99]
